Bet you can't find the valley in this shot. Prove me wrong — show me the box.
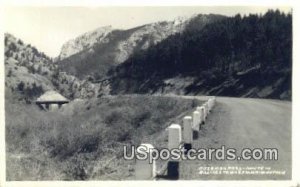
[3,9,292,180]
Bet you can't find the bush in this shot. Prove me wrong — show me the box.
[17,81,25,92]
[5,95,200,180]
[7,69,12,77]
[24,83,44,99]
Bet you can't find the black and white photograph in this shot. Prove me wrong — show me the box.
[0,3,298,186]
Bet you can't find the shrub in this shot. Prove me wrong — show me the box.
[6,95,200,180]
[17,81,25,92]
[7,69,12,77]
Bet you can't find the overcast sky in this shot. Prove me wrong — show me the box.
[3,6,291,57]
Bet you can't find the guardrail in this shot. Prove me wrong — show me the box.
[135,96,216,180]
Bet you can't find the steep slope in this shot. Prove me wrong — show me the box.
[4,34,106,101]
[57,15,224,79]
[58,25,113,60]
[110,10,292,100]
[5,33,56,101]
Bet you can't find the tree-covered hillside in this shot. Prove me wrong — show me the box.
[57,14,224,80]
[110,10,292,100]
[4,33,105,101]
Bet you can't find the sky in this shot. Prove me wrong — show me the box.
[3,6,292,58]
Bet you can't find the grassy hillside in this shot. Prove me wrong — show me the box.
[4,33,107,100]
[110,10,292,100]
[6,92,200,180]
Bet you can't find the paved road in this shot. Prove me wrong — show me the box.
[179,96,291,180]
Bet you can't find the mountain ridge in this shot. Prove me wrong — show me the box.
[109,10,292,100]
[58,25,114,60]
[56,14,225,79]
[5,11,291,101]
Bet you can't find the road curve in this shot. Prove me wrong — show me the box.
[179,96,291,180]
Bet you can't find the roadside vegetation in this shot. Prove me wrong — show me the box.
[5,91,200,180]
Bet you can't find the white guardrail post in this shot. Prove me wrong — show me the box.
[135,143,156,180]
[205,102,209,115]
[208,99,212,112]
[212,96,216,108]
[135,97,216,180]
[192,111,201,139]
[183,116,193,153]
[200,106,205,124]
[196,106,205,126]
[203,102,209,118]
[167,124,181,179]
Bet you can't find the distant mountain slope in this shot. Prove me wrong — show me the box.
[57,14,224,79]
[110,10,292,100]
[4,34,106,101]
[58,25,113,60]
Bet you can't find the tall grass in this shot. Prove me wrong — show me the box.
[6,93,200,180]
